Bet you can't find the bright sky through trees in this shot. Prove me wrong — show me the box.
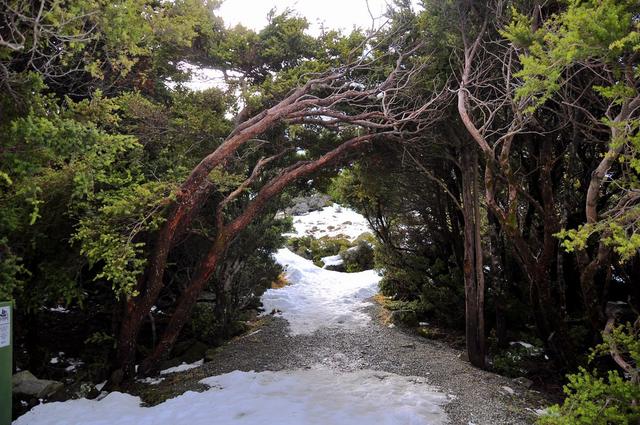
[217,0,422,34]
[179,0,422,91]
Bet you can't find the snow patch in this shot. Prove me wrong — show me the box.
[160,359,204,375]
[321,254,344,268]
[526,407,549,417]
[64,359,84,373]
[510,341,534,349]
[16,368,450,425]
[285,204,372,241]
[263,249,380,335]
[47,306,69,313]
[137,377,165,385]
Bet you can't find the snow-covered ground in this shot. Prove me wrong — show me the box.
[15,368,449,425]
[262,248,381,335]
[15,203,453,425]
[285,204,372,241]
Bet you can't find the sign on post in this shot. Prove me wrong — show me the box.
[0,302,12,425]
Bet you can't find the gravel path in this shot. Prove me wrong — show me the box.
[143,302,547,425]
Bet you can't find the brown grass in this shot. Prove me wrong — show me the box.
[271,273,289,289]
[373,294,393,325]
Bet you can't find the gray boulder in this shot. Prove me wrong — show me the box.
[13,370,64,398]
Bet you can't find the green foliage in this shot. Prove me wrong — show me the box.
[538,323,640,425]
[383,298,424,327]
[503,0,639,110]
[84,331,116,347]
[341,235,376,273]
[0,241,29,301]
[287,235,352,267]
[189,303,218,344]
[1,77,202,305]
[504,0,640,262]
[330,151,466,328]
[491,341,544,378]
[557,218,640,263]
[73,181,173,297]
[287,232,376,272]
[1,0,222,92]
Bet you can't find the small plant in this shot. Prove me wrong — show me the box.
[538,321,640,425]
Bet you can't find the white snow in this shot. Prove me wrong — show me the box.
[64,359,84,373]
[47,306,69,313]
[16,368,449,425]
[262,248,381,335]
[160,359,204,375]
[285,204,372,241]
[526,407,549,417]
[510,341,534,349]
[321,253,344,268]
[137,377,165,385]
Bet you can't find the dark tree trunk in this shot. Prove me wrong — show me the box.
[461,143,486,369]
[488,212,508,348]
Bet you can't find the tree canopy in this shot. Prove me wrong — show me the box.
[1,1,639,423]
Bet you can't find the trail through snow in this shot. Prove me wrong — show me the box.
[262,248,381,335]
[15,204,452,425]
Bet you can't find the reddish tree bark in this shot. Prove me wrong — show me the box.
[139,134,379,374]
[113,47,440,379]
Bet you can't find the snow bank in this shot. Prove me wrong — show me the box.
[285,204,372,241]
[263,249,380,335]
[15,368,449,425]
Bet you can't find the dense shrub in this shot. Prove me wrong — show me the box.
[538,323,640,425]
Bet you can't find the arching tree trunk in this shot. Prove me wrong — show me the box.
[138,134,378,375]
[109,45,440,380]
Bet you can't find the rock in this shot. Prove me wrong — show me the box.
[501,385,516,396]
[284,194,332,215]
[12,370,64,398]
[513,377,533,389]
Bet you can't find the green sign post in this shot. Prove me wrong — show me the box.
[0,302,12,425]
